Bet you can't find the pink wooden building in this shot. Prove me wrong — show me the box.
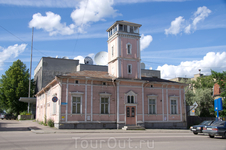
[35,21,187,129]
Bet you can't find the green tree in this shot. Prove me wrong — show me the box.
[0,60,35,116]
[211,70,226,117]
[180,75,215,117]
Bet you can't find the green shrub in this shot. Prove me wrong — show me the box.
[20,111,32,115]
[47,119,54,127]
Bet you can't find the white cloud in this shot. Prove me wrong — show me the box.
[29,12,75,36]
[140,34,153,51]
[157,52,226,79]
[184,24,191,34]
[71,0,121,33]
[192,6,211,29]
[0,44,27,70]
[165,16,185,35]
[29,0,120,35]
[165,6,211,35]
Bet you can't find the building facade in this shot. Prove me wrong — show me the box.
[35,21,187,129]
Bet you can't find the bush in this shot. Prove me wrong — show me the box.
[20,111,32,115]
[47,119,54,127]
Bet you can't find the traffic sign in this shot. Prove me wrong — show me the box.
[52,96,58,102]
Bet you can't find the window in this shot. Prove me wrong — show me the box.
[149,99,156,114]
[130,26,134,33]
[102,82,106,85]
[101,97,109,114]
[124,25,127,32]
[127,107,130,117]
[127,44,131,54]
[75,80,79,84]
[112,46,114,57]
[127,95,134,103]
[119,24,123,31]
[128,64,132,74]
[171,100,177,114]
[72,97,81,114]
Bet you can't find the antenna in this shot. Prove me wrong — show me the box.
[94,51,108,65]
[62,56,69,59]
[84,56,93,65]
[28,27,34,113]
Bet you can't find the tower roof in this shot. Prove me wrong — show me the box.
[106,20,142,32]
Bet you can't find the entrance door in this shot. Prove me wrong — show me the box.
[126,106,136,125]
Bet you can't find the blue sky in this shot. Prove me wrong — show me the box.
[0,0,226,79]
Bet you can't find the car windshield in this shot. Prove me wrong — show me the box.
[211,121,226,127]
[200,121,212,125]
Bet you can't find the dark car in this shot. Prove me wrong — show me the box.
[203,121,226,138]
[5,114,17,120]
[190,120,214,135]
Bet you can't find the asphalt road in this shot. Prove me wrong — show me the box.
[0,120,226,150]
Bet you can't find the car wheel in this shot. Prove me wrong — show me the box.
[209,135,214,138]
[193,132,198,135]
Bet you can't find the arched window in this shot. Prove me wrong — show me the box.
[127,95,134,103]
[126,43,132,54]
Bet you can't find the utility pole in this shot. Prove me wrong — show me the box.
[28,27,34,113]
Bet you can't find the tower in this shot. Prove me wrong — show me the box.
[107,21,142,79]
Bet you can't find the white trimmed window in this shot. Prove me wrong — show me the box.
[101,97,109,114]
[112,46,114,57]
[170,99,178,114]
[127,43,132,54]
[127,95,134,103]
[70,92,83,114]
[128,64,132,74]
[72,97,81,114]
[148,95,157,114]
[149,99,156,114]
[100,93,111,114]
[125,91,137,104]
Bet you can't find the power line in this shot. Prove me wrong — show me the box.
[0,25,48,57]
[72,0,89,56]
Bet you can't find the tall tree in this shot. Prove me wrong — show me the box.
[181,76,215,117]
[211,70,226,117]
[0,60,34,115]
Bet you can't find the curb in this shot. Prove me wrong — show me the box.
[28,128,190,134]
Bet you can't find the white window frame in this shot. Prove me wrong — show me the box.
[125,91,137,104]
[112,45,114,57]
[170,96,178,115]
[126,43,132,54]
[72,96,82,114]
[127,95,135,103]
[99,93,111,114]
[70,92,84,114]
[128,64,132,74]
[148,95,157,114]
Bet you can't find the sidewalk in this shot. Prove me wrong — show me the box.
[19,120,190,134]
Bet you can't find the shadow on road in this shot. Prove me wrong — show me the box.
[0,120,41,132]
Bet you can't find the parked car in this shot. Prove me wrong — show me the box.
[190,120,215,135]
[5,114,17,120]
[0,113,5,120]
[203,121,226,138]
